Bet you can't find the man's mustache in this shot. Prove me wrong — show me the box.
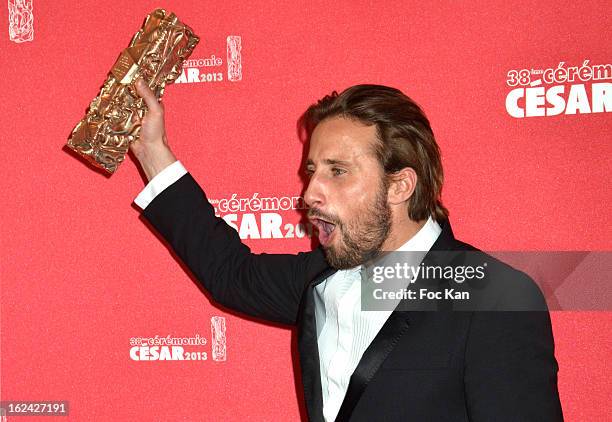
[307,208,340,226]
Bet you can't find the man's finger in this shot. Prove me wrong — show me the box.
[135,78,162,112]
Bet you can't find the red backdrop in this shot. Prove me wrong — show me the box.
[1,1,610,420]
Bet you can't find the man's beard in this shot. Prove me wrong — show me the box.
[309,181,392,270]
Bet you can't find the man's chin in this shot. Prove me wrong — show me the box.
[323,245,359,270]
[323,243,386,270]
[322,246,343,269]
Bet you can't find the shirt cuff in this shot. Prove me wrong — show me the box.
[134,160,188,210]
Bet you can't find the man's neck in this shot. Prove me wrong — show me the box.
[381,217,427,252]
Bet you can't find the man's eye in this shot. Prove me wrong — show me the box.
[304,169,314,178]
[332,168,346,176]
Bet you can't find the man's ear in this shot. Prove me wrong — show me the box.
[387,167,417,205]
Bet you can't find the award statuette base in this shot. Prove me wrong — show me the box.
[67,9,199,174]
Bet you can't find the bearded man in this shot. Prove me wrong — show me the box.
[130,79,563,421]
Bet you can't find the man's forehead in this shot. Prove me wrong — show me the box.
[307,116,378,163]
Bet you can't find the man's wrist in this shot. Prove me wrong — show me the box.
[134,141,177,181]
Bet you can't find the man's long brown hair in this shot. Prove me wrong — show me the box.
[301,84,449,222]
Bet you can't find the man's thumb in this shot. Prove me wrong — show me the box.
[135,79,162,112]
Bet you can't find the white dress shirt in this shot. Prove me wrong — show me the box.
[314,217,441,421]
[134,160,188,210]
[134,163,442,422]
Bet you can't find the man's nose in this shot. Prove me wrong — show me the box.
[304,176,324,208]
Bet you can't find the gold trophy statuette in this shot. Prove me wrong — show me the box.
[67,9,199,174]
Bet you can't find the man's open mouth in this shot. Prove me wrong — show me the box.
[310,217,337,247]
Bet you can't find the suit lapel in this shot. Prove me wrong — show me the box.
[334,311,411,422]
[299,266,336,422]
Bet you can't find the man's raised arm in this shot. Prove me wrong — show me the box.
[128,79,328,326]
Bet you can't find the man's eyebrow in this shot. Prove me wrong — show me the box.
[324,159,351,166]
[305,158,351,167]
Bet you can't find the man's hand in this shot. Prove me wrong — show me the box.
[131,78,177,181]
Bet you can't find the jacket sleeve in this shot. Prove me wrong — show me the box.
[464,285,564,421]
[141,172,328,326]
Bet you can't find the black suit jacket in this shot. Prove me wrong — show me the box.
[142,173,563,421]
